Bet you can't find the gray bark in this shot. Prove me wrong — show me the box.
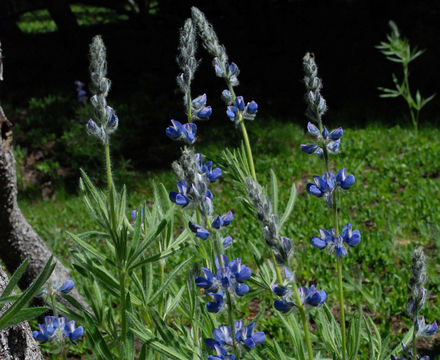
[0,267,43,360]
[0,107,88,309]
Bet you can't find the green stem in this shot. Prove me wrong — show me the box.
[104,140,116,231]
[332,192,346,360]
[226,291,239,358]
[225,79,257,181]
[337,258,347,360]
[291,281,314,360]
[186,91,193,123]
[412,317,418,360]
[118,269,127,358]
[239,116,257,181]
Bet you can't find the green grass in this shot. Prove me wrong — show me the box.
[17,5,129,34]
[19,119,440,355]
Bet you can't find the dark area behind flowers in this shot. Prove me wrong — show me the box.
[1,0,440,192]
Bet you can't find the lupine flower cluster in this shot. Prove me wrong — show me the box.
[195,255,251,312]
[390,248,437,360]
[191,7,258,128]
[272,269,326,313]
[310,223,361,258]
[86,36,119,143]
[33,280,84,346]
[408,249,437,338]
[205,321,265,353]
[74,80,87,103]
[166,18,212,145]
[301,53,361,258]
[33,316,84,344]
[306,168,355,207]
[38,279,75,297]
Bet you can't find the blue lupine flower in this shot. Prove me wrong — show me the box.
[228,258,252,282]
[86,119,106,143]
[192,93,207,109]
[169,182,190,207]
[301,122,343,157]
[195,106,212,119]
[196,255,252,312]
[58,279,75,293]
[214,60,240,85]
[235,321,266,349]
[197,154,222,182]
[310,228,346,257]
[39,279,75,296]
[274,285,327,313]
[208,344,236,360]
[336,168,355,189]
[416,317,438,337]
[306,172,335,205]
[341,223,361,247]
[74,81,87,102]
[300,143,323,157]
[206,321,264,351]
[33,316,83,344]
[222,89,233,104]
[189,222,210,240]
[191,94,212,120]
[206,325,234,349]
[33,316,58,343]
[226,105,238,121]
[165,120,197,144]
[235,96,245,111]
[207,291,225,313]
[221,235,233,249]
[105,106,118,133]
[243,101,258,121]
[131,208,144,223]
[212,211,234,229]
[195,267,219,292]
[61,318,84,344]
[391,356,429,360]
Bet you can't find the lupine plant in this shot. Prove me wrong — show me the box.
[26,8,439,360]
[377,20,435,132]
[300,52,359,360]
[33,278,84,358]
[165,16,266,360]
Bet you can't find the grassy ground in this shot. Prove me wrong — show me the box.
[19,119,440,355]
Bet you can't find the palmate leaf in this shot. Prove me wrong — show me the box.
[0,257,55,330]
[146,256,192,305]
[130,314,190,360]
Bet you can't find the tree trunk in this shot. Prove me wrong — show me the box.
[0,267,43,360]
[0,107,88,310]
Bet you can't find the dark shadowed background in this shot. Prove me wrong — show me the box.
[0,0,439,188]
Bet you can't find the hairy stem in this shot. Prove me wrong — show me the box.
[104,140,116,231]
[225,78,257,181]
[412,316,418,360]
[226,290,239,358]
[118,269,127,357]
[291,280,314,360]
[337,258,347,360]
